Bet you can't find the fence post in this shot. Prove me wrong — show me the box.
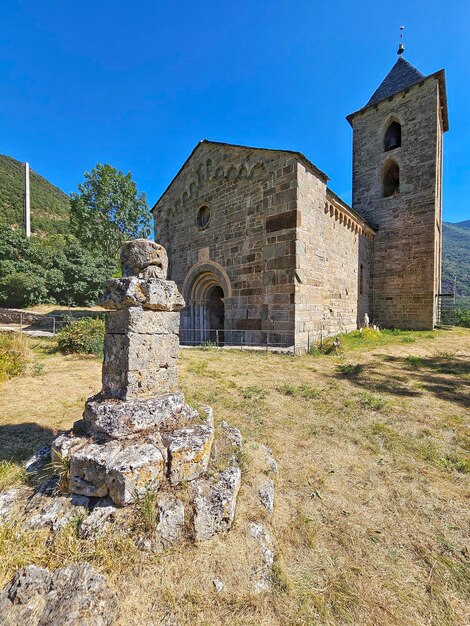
[52,317,56,335]
[267,333,270,352]
[19,312,23,333]
[216,329,219,348]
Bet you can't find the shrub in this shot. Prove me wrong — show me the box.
[0,332,29,382]
[454,308,470,328]
[56,317,105,356]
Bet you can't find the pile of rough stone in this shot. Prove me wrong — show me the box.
[0,240,279,623]
[46,239,242,543]
[0,563,118,626]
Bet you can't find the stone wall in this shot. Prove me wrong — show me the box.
[154,143,302,347]
[0,308,49,326]
[350,76,444,329]
[294,163,373,352]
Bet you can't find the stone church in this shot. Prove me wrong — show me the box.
[152,49,448,352]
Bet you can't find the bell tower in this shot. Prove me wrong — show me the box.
[347,44,448,329]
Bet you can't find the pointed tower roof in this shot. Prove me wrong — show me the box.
[346,52,449,131]
[367,56,424,105]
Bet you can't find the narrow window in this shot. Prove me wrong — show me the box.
[384,121,401,151]
[383,161,400,198]
[359,264,364,295]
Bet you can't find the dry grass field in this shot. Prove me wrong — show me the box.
[0,327,469,625]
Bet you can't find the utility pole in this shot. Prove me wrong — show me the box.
[24,162,31,238]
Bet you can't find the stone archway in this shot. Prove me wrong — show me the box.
[181,262,231,345]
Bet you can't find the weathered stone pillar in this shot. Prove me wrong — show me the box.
[53,240,218,507]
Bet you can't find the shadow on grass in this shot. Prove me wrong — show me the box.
[0,422,56,463]
[332,354,470,407]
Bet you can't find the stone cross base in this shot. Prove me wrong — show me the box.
[49,241,242,535]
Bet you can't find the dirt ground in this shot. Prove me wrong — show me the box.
[0,327,468,625]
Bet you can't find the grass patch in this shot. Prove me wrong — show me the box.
[241,385,267,400]
[367,422,400,451]
[405,355,423,368]
[359,392,388,410]
[276,383,322,399]
[0,461,27,490]
[319,327,438,354]
[134,487,158,535]
[0,332,29,382]
[186,360,208,375]
[337,363,363,376]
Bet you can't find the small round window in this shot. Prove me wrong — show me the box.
[196,205,211,228]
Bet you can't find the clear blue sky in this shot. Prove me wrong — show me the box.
[2,1,468,223]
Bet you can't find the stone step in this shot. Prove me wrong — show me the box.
[83,392,198,438]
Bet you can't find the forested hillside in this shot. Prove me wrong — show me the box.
[0,154,70,234]
[442,220,470,296]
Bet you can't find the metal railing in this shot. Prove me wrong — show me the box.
[179,328,295,350]
[17,311,105,335]
[436,294,470,326]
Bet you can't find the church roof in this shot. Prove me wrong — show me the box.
[152,140,330,210]
[367,57,425,105]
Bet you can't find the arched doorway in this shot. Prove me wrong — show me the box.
[181,264,231,345]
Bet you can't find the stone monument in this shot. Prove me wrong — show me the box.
[49,240,239,527]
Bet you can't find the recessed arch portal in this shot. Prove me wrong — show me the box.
[181,261,232,344]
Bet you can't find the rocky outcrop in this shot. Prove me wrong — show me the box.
[0,488,19,524]
[155,494,185,548]
[248,522,275,593]
[0,562,118,626]
[193,467,242,542]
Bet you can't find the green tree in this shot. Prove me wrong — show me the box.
[70,163,151,258]
[0,227,116,308]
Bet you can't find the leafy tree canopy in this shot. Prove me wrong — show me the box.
[70,163,151,258]
[0,227,116,308]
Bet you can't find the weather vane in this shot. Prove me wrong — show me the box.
[397,25,405,56]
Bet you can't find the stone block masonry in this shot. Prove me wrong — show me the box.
[153,141,375,352]
[349,75,445,328]
[46,239,243,536]
[153,54,449,342]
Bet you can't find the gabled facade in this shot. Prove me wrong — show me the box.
[153,141,374,352]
